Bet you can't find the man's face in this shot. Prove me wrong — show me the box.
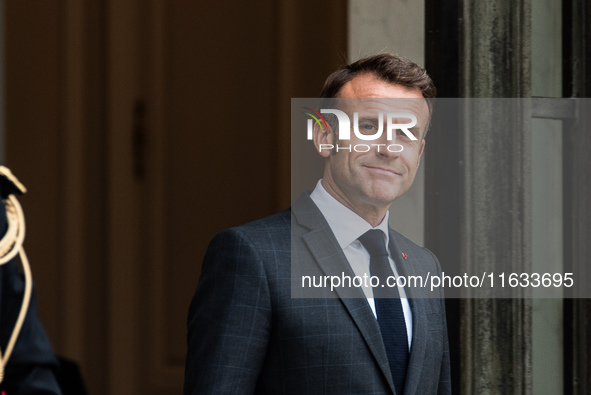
[314,73,428,217]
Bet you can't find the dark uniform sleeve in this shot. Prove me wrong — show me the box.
[0,169,62,394]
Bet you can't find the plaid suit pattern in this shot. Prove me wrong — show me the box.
[185,193,451,394]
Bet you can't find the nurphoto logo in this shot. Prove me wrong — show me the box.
[303,107,417,153]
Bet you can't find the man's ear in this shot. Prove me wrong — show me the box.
[417,139,426,166]
[312,122,334,158]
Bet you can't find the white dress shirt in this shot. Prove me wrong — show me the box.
[310,180,413,349]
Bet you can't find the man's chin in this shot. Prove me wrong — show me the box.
[361,190,402,208]
[363,184,405,203]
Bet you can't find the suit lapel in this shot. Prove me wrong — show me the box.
[388,232,428,395]
[292,193,396,393]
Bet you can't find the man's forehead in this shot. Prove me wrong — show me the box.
[341,97,427,114]
[334,74,429,120]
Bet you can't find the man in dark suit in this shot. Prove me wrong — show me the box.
[185,53,451,394]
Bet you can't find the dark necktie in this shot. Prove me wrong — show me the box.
[358,229,408,395]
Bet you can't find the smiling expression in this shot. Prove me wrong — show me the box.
[313,73,429,226]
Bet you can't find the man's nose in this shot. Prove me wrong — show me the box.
[372,131,400,157]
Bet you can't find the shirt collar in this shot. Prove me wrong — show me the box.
[309,180,390,249]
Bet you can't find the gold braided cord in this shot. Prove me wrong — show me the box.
[0,196,25,264]
[0,195,32,384]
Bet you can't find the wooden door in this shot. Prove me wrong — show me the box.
[4,0,345,393]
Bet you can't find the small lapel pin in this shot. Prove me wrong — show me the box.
[402,252,408,260]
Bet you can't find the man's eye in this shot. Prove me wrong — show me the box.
[360,124,377,133]
[396,129,416,139]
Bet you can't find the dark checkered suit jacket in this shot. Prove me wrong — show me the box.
[184,193,451,394]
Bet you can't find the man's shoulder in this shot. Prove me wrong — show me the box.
[389,228,423,251]
[210,209,292,250]
[235,208,291,233]
[389,228,440,263]
[207,191,319,255]
[224,192,317,237]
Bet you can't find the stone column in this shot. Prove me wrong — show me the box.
[461,1,532,394]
